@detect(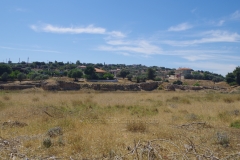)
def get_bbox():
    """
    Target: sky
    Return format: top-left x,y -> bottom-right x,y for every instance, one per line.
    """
1,1 -> 240,76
